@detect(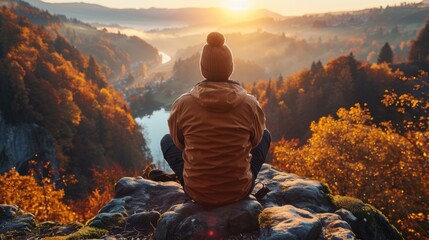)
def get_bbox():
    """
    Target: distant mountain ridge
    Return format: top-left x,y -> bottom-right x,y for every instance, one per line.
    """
24,0 -> 285,28
24,0 -> 429,31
